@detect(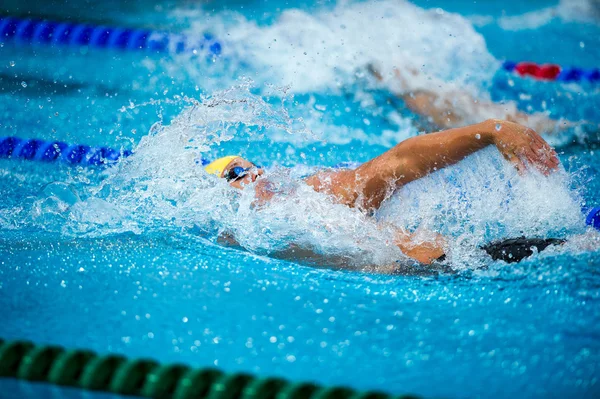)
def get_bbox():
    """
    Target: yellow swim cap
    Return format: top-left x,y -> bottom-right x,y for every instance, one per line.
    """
204,156 -> 240,177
